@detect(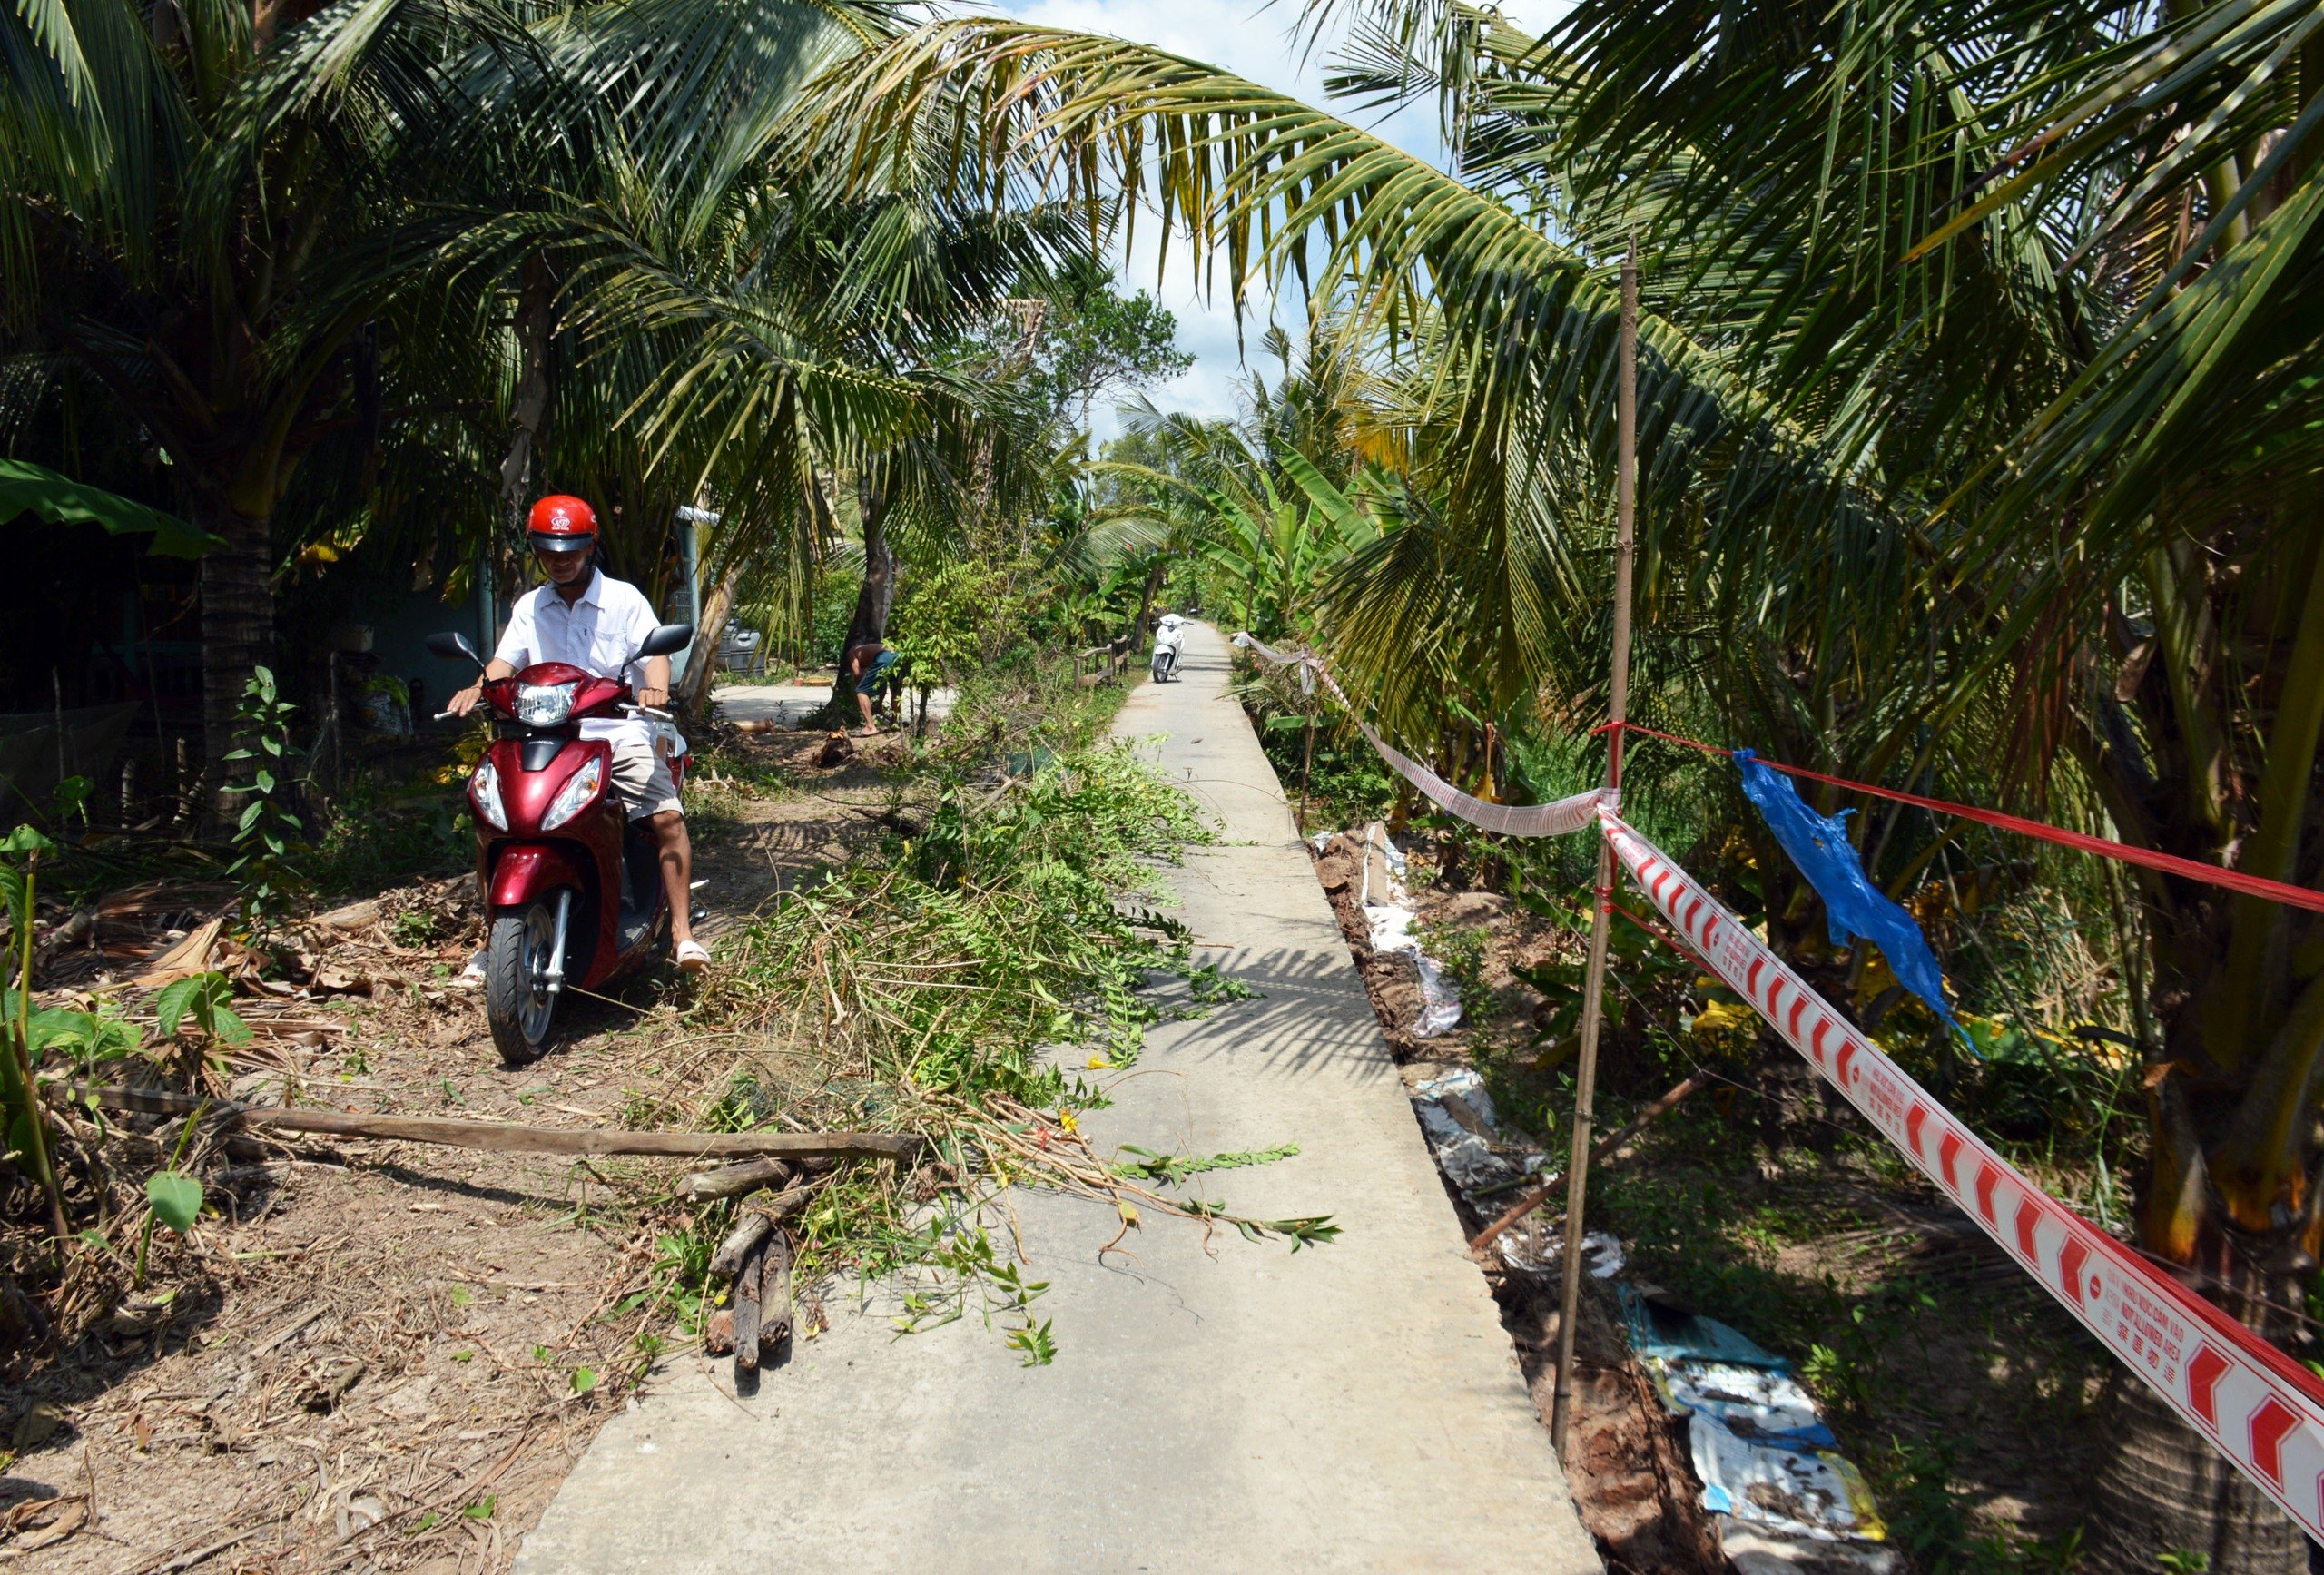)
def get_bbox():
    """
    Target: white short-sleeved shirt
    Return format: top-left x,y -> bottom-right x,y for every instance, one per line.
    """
494,570 -> 661,746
